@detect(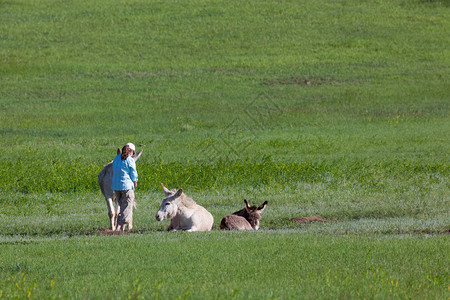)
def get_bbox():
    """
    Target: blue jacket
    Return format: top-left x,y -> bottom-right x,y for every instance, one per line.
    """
111,154 -> 138,191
